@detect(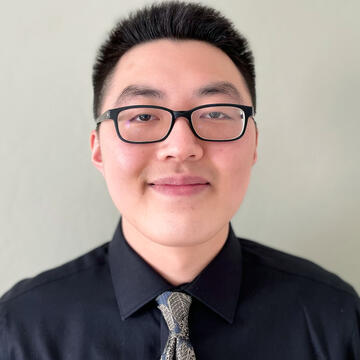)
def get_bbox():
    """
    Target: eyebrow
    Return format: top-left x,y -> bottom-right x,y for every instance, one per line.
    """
195,81 -> 243,102
115,85 -> 165,106
114,81 -> 243,106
